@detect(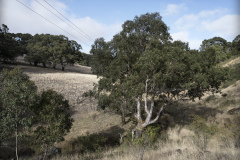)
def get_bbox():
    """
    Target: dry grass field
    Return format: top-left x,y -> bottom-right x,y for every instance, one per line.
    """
5,57 -> 240,160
